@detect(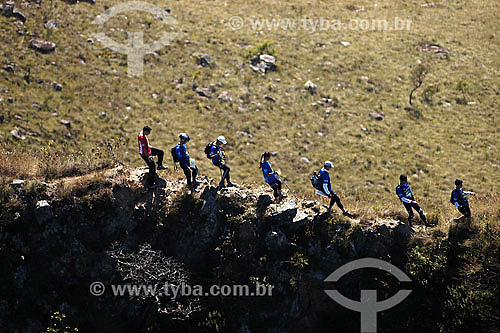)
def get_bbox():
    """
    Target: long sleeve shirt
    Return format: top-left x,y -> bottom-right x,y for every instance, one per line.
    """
319,168 -> 334,195
261,161 -> 277,183
451,188 -> 472,207
175,143 -> 190,168
396,182 -> 415,204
